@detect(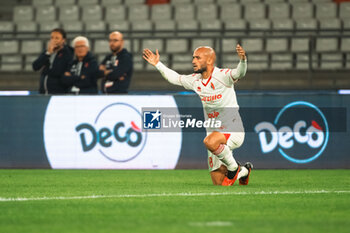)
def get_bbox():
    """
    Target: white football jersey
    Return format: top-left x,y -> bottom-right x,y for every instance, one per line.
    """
155,61 -> 247,133
179,67 -> 242,132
